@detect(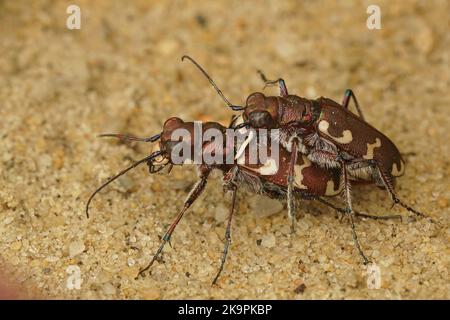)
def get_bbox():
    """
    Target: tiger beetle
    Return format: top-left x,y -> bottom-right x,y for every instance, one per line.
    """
181,55 -> 431,238
86,115 -> 400,284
